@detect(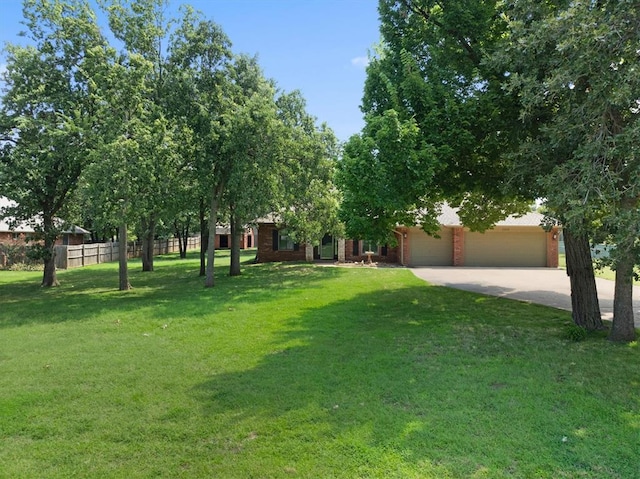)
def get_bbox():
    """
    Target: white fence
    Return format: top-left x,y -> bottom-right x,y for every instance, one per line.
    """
54,237 -> 201,269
